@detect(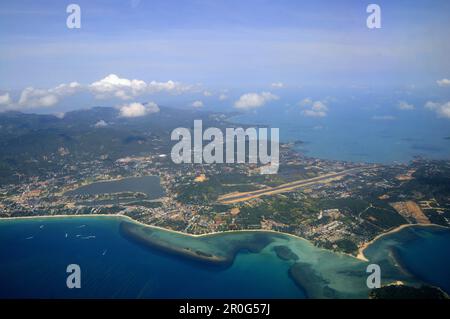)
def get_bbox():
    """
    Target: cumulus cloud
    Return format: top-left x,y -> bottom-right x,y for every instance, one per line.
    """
372,115 -> 396,121
271,82 -> 284,88
203,90 -> 213,97
299,98 -> 313,107
437,78 -> 450,87
16,82 -> 81,108
1,75 -> 197,110
0,82 -> 82,110
145,101 -> 160,113
234,92 -> 278,110
219,93 -> 228,101
0,93 -> 12,105
90,74 -> 147,100
398,101 -> 415,110
89,74 -> 192,100
94,120 -> 108,128
425,101 -> 450,119
52,82 -> 82,95
119,102 -> 146,118
119,102 -> 160,118
191,100 -> 204,108
300,99 -> 329,117
18,88 -> 58,108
